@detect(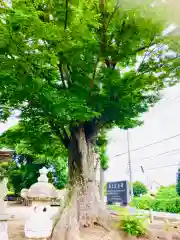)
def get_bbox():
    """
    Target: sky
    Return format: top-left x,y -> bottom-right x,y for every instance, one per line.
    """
106,83 -> 180,186
0,114 -> 19,134
1,84 -> 180,186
